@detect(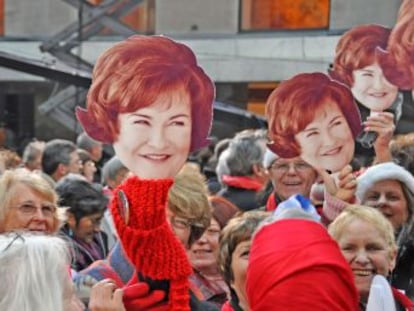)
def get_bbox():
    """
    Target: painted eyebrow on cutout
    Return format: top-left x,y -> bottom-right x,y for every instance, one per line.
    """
170,113 -> 190,119
128,113 -> 152,120
359,68 -> 374,73
301,125 -> 319,133
328,115 -> 344,125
